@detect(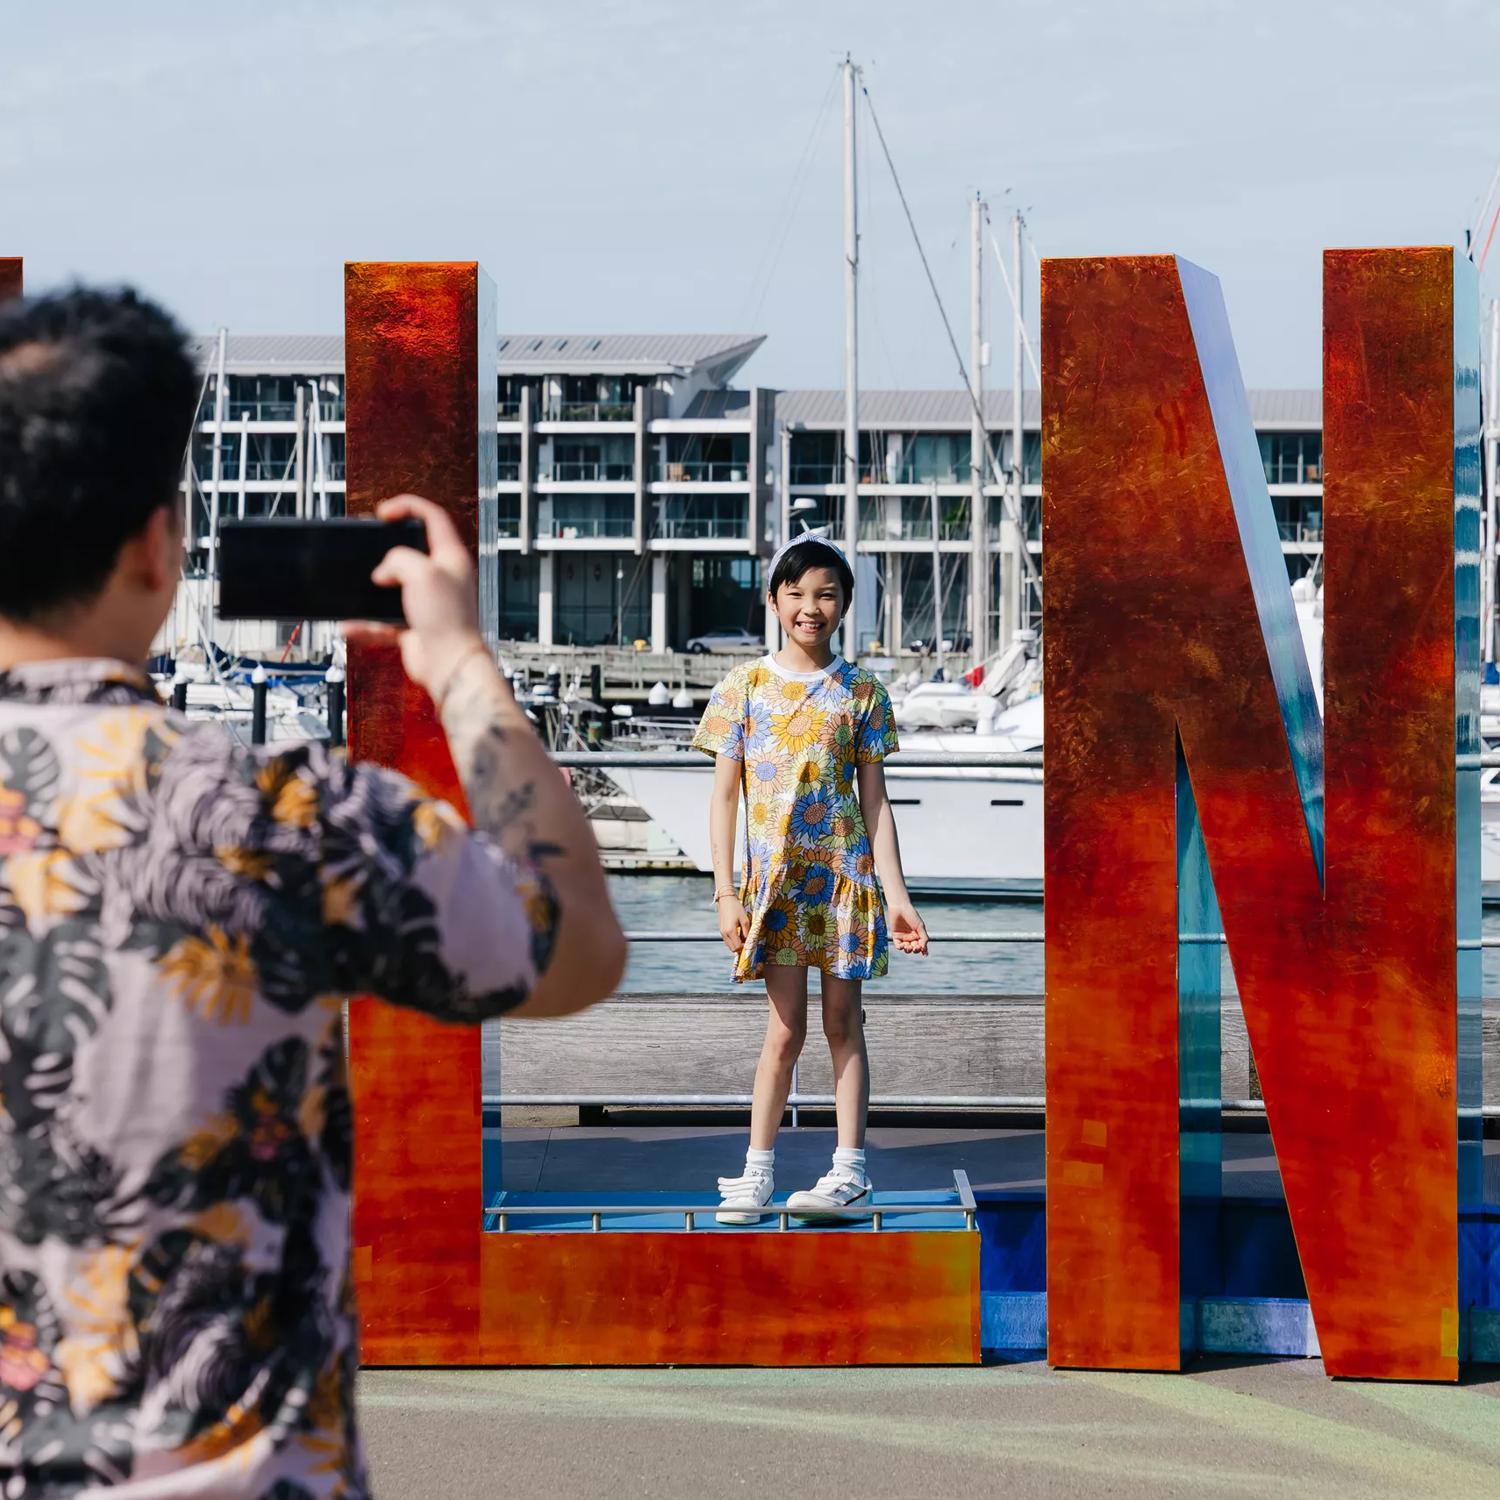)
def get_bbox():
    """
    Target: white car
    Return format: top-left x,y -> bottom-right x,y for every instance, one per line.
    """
685,626 -> 761,654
